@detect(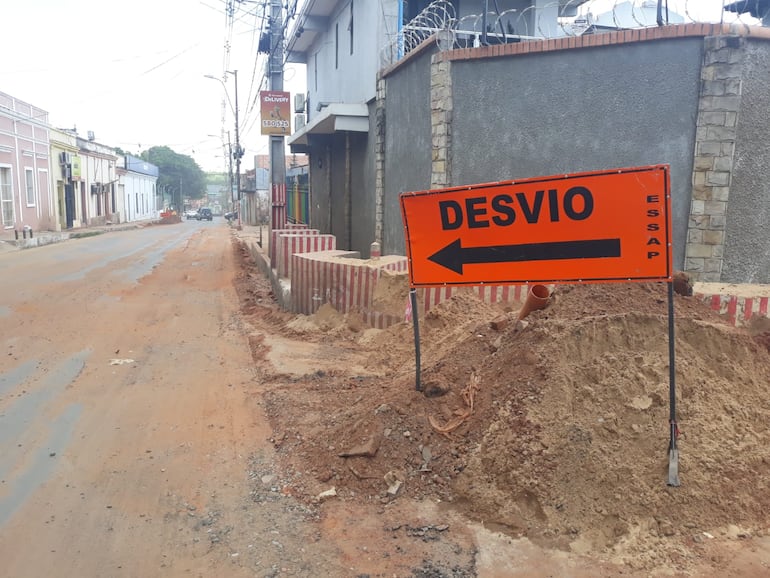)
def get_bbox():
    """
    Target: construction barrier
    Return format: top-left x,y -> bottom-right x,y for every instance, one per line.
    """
694,292 -> 770,327
291,251 -> 407,327
276,233 -> 336,279
269,228 -> 319,266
